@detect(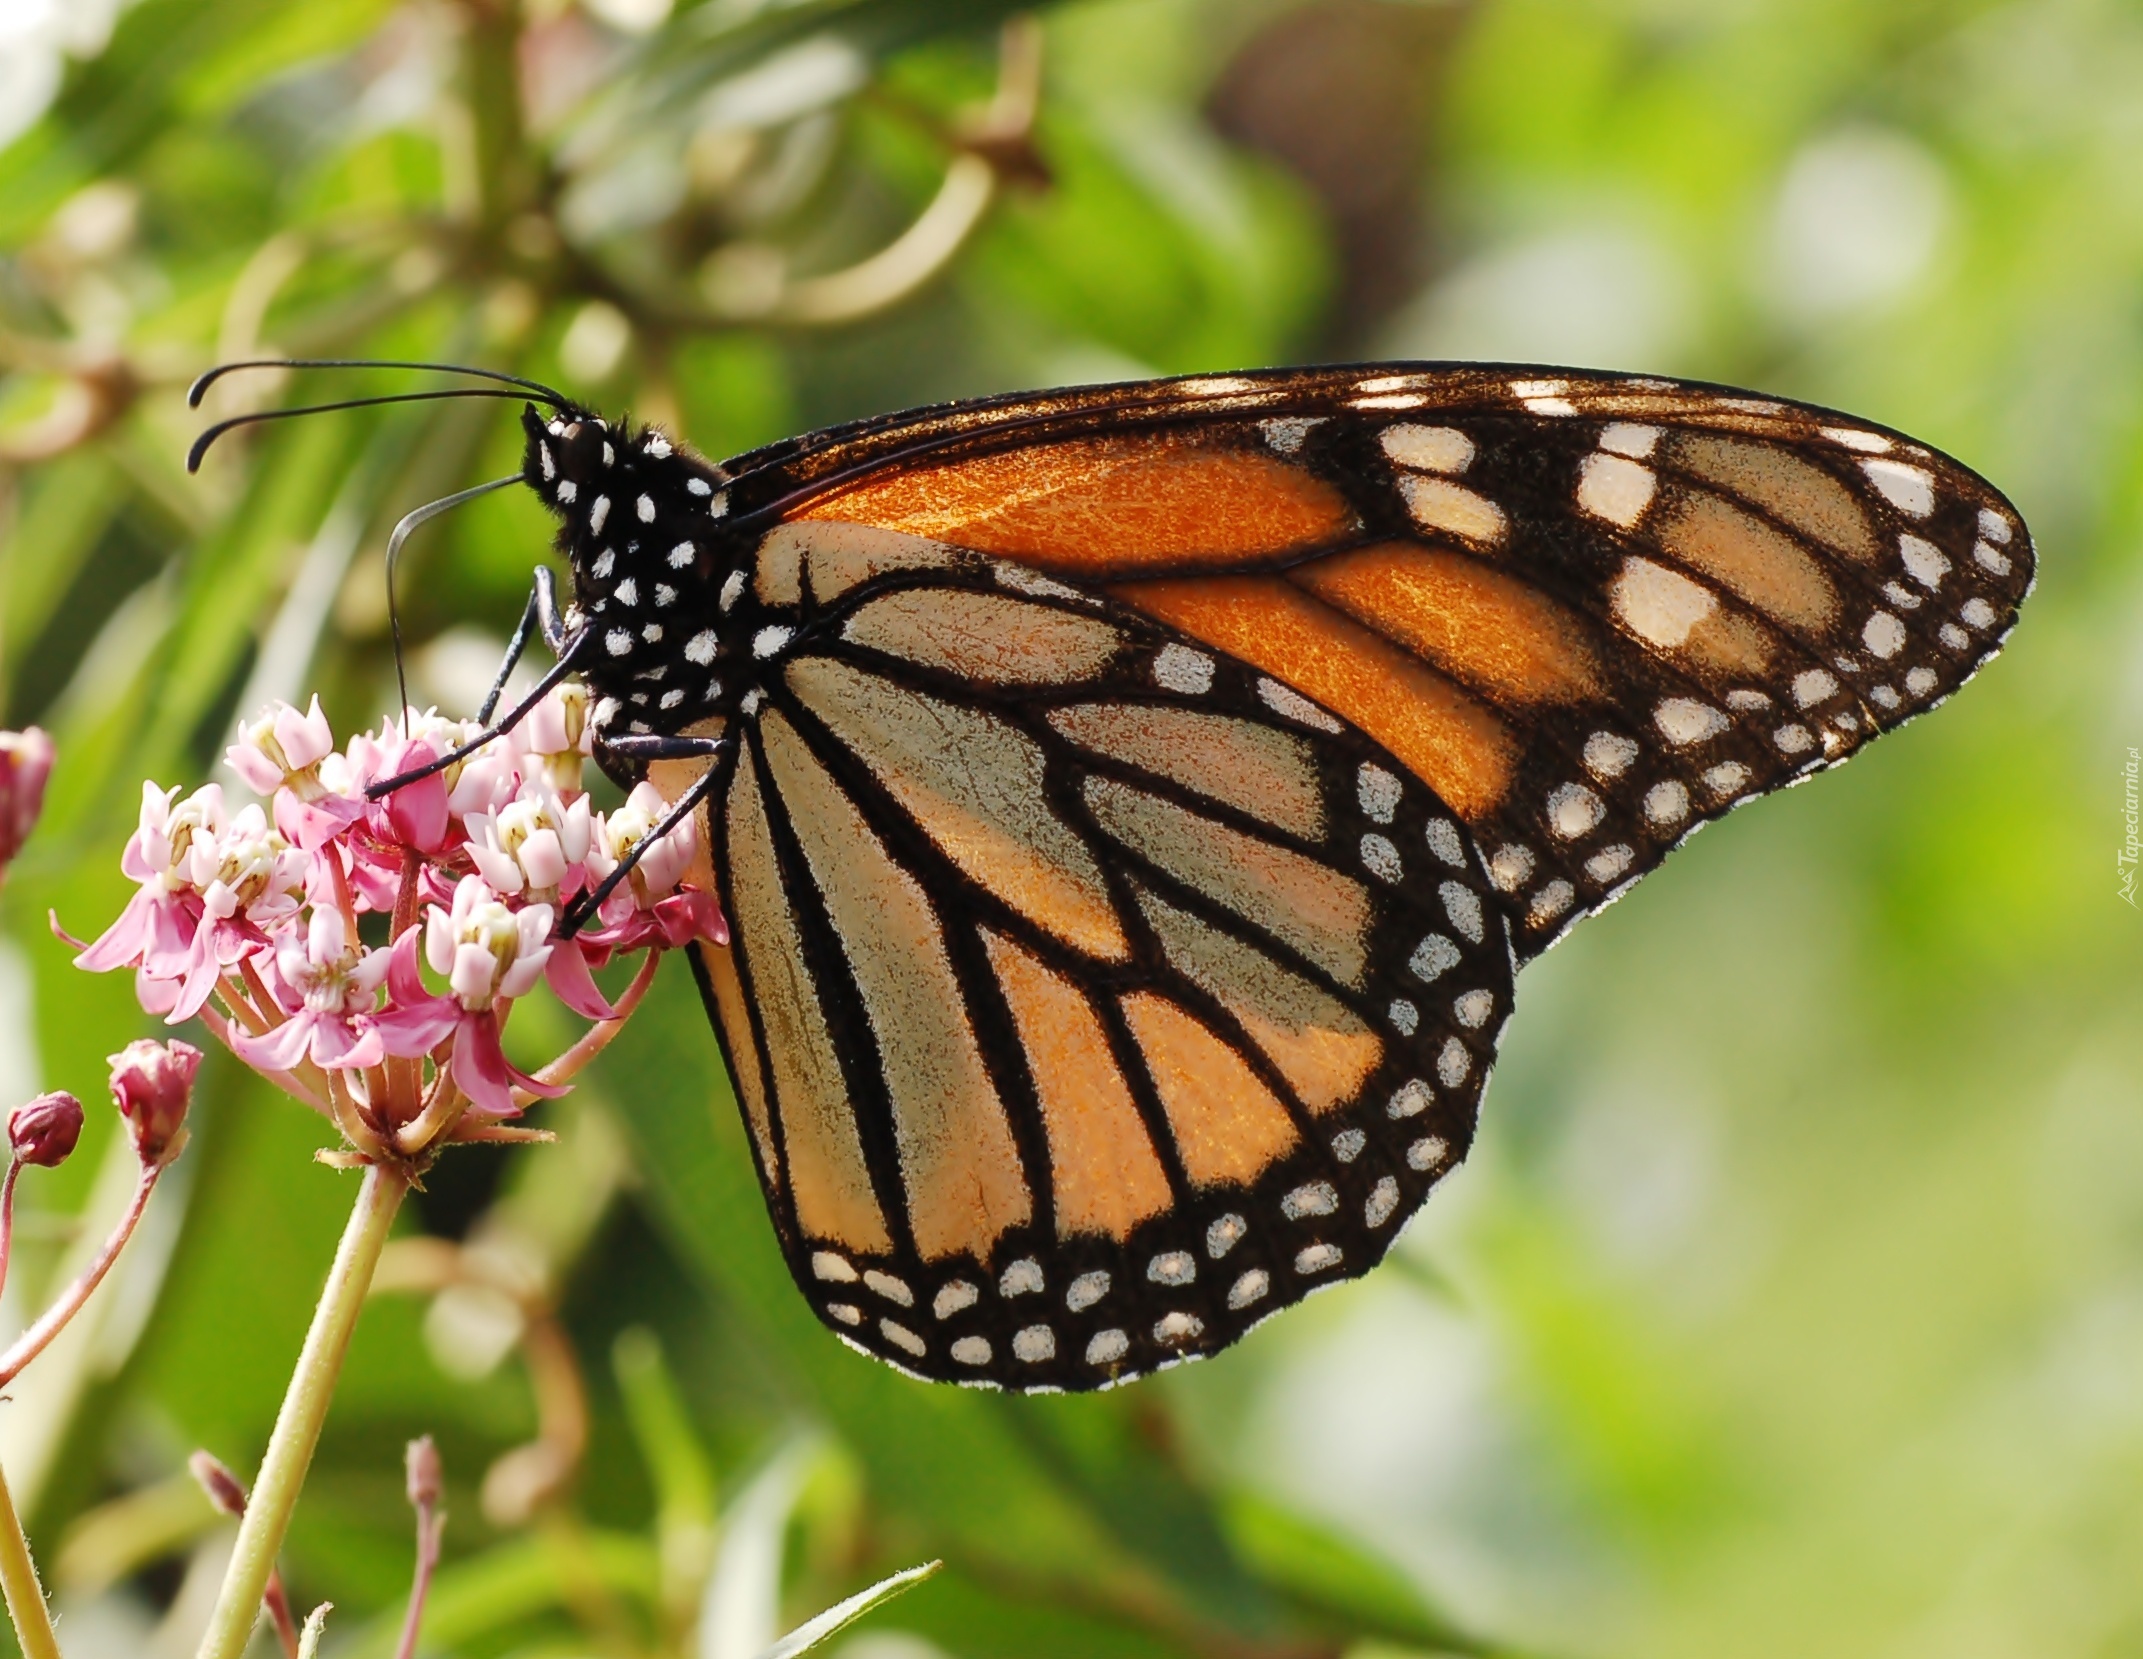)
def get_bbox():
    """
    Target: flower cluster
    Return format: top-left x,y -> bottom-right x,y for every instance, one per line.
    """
76,689 -> 723,1158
